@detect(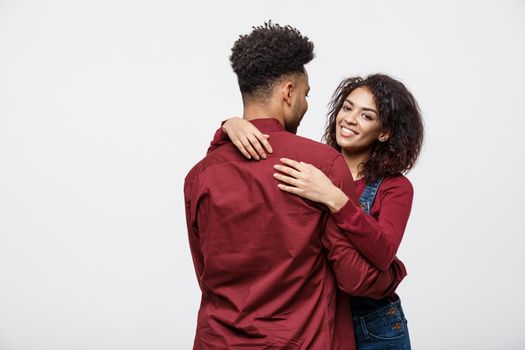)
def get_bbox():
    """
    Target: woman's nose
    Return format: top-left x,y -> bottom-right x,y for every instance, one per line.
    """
343,112 -> 357,125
